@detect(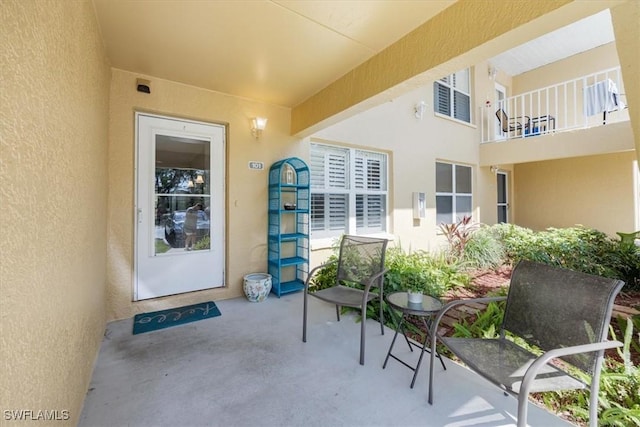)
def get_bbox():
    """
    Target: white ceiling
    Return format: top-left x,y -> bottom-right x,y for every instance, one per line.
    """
92,0 -> 454,107
490,9 -> 615,76
92,1 -> 615,108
